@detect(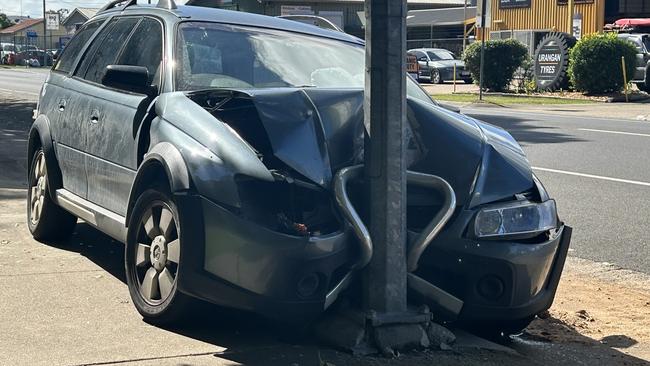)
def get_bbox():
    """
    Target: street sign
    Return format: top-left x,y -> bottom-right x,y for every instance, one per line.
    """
572,13 -> 582,39
406,53 -> 418,79
26,30 -> 38,38
46,13 -> 60,31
